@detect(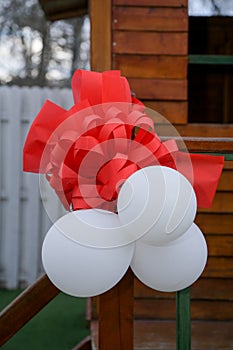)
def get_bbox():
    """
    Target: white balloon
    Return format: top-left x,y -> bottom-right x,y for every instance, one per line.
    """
42,221 -> 135,297
118,166 -> 197,245
51,208 -> 144,248
130,223 -> 207,292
